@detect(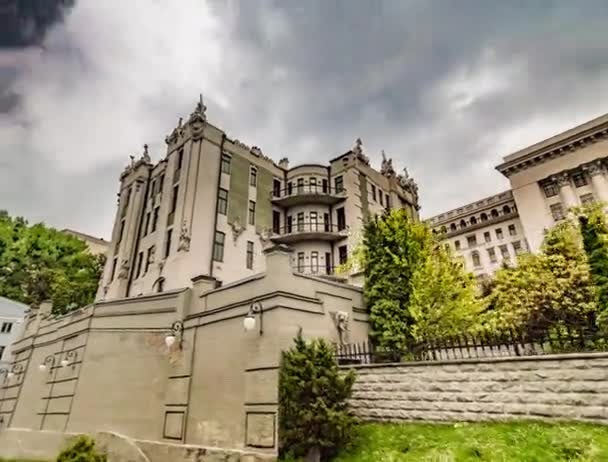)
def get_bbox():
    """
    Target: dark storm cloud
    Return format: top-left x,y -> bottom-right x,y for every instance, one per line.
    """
1,0 -> 608,237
